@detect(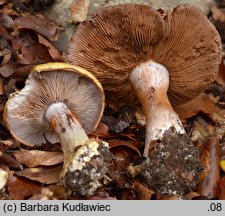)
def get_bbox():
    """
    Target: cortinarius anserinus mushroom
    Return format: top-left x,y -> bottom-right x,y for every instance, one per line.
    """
68,4 -> 222,195
4,62 -> 112,196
